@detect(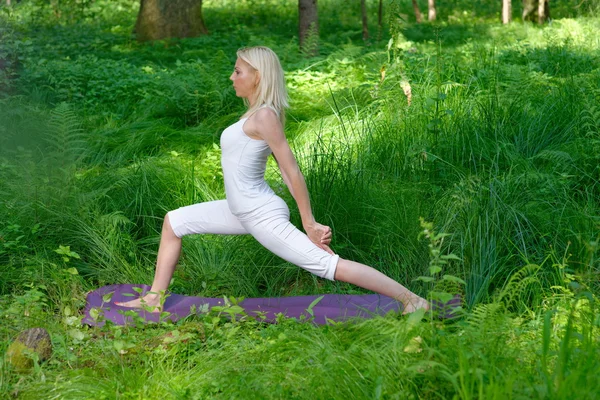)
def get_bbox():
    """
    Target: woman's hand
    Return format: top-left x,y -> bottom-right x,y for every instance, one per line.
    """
305,221 -> 334,255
